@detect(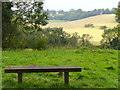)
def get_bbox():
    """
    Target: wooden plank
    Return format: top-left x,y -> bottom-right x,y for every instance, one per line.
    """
5,66 -> 81,69
5,66 -> 82,73
18,73 -> 22,83
64,72 -> 69,84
